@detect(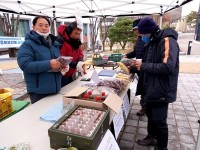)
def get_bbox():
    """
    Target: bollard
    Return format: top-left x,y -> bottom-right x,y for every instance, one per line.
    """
196,120 -> 200,150
187,41 -> 192,55
98,45 -> 102,50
